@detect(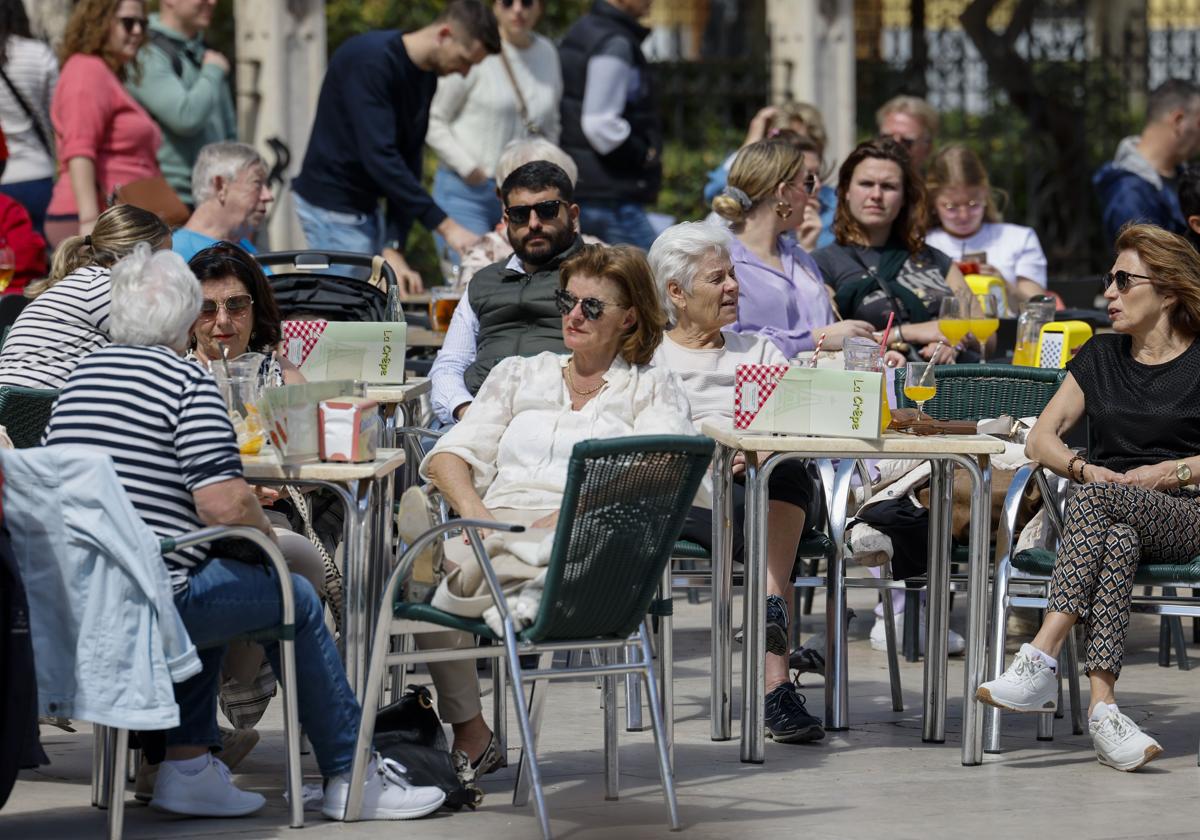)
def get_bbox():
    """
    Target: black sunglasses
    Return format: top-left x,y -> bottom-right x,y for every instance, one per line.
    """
118,16 -> 149,34
500,0 -> 536,7
505,199 -> 565,225
1101,270 -> 1153,293
554,288 -> 624,321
